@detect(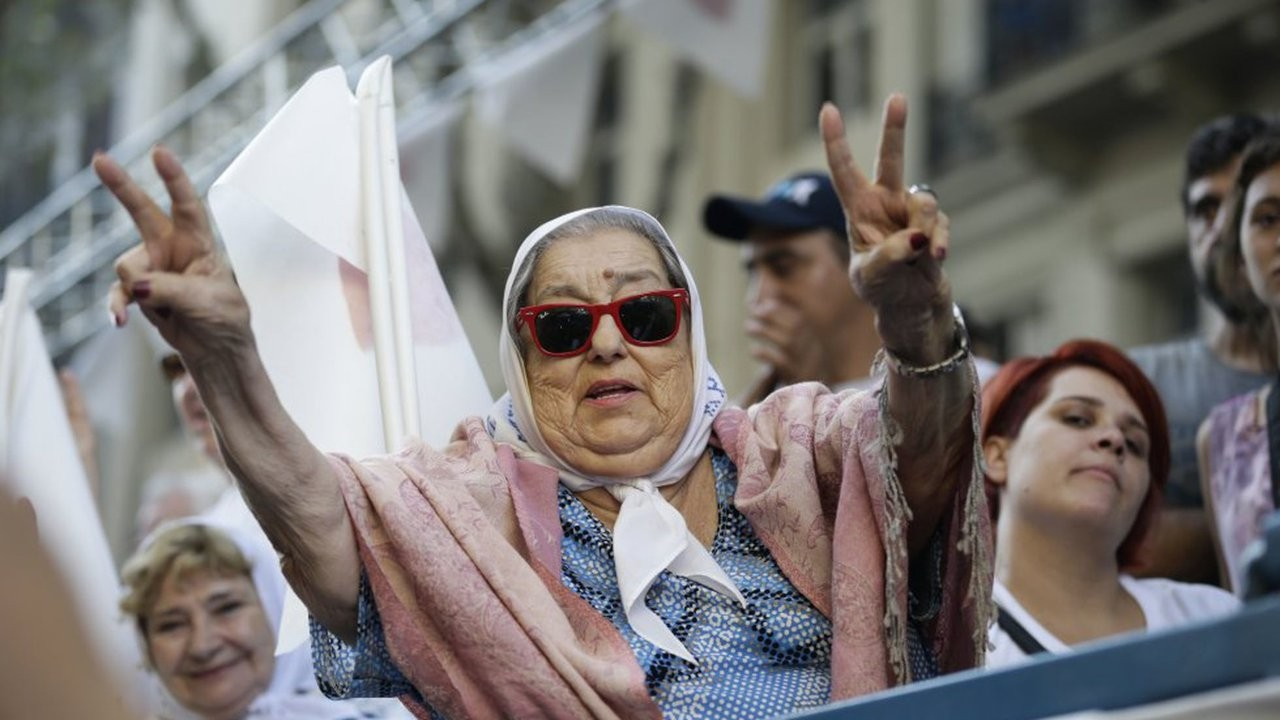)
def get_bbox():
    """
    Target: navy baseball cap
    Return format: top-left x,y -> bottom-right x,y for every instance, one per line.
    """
703,171 -> 846,241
